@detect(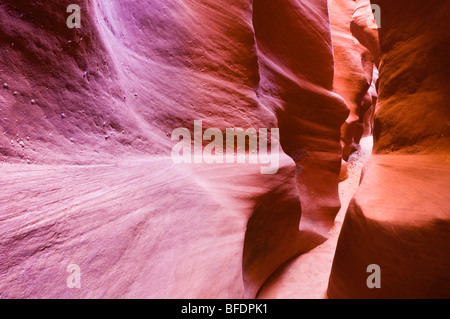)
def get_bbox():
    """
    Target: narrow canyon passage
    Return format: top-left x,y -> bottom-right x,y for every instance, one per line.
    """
0,0 -> 448,299
257,136 -> 374,299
